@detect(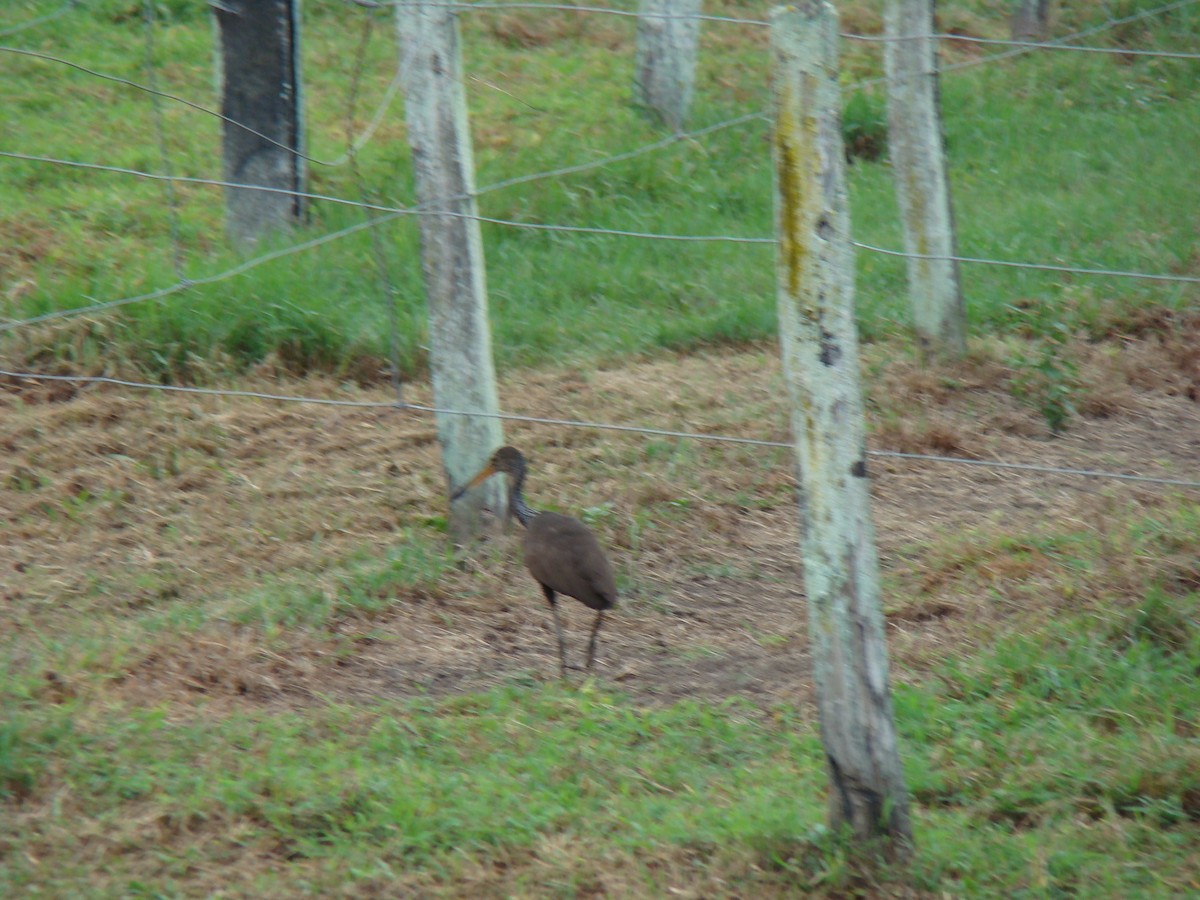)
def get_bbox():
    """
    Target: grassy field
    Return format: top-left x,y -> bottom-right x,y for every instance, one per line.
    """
3,0 -> 1200,896
2,0 -> 1197,379
3,341 -> 1199,897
